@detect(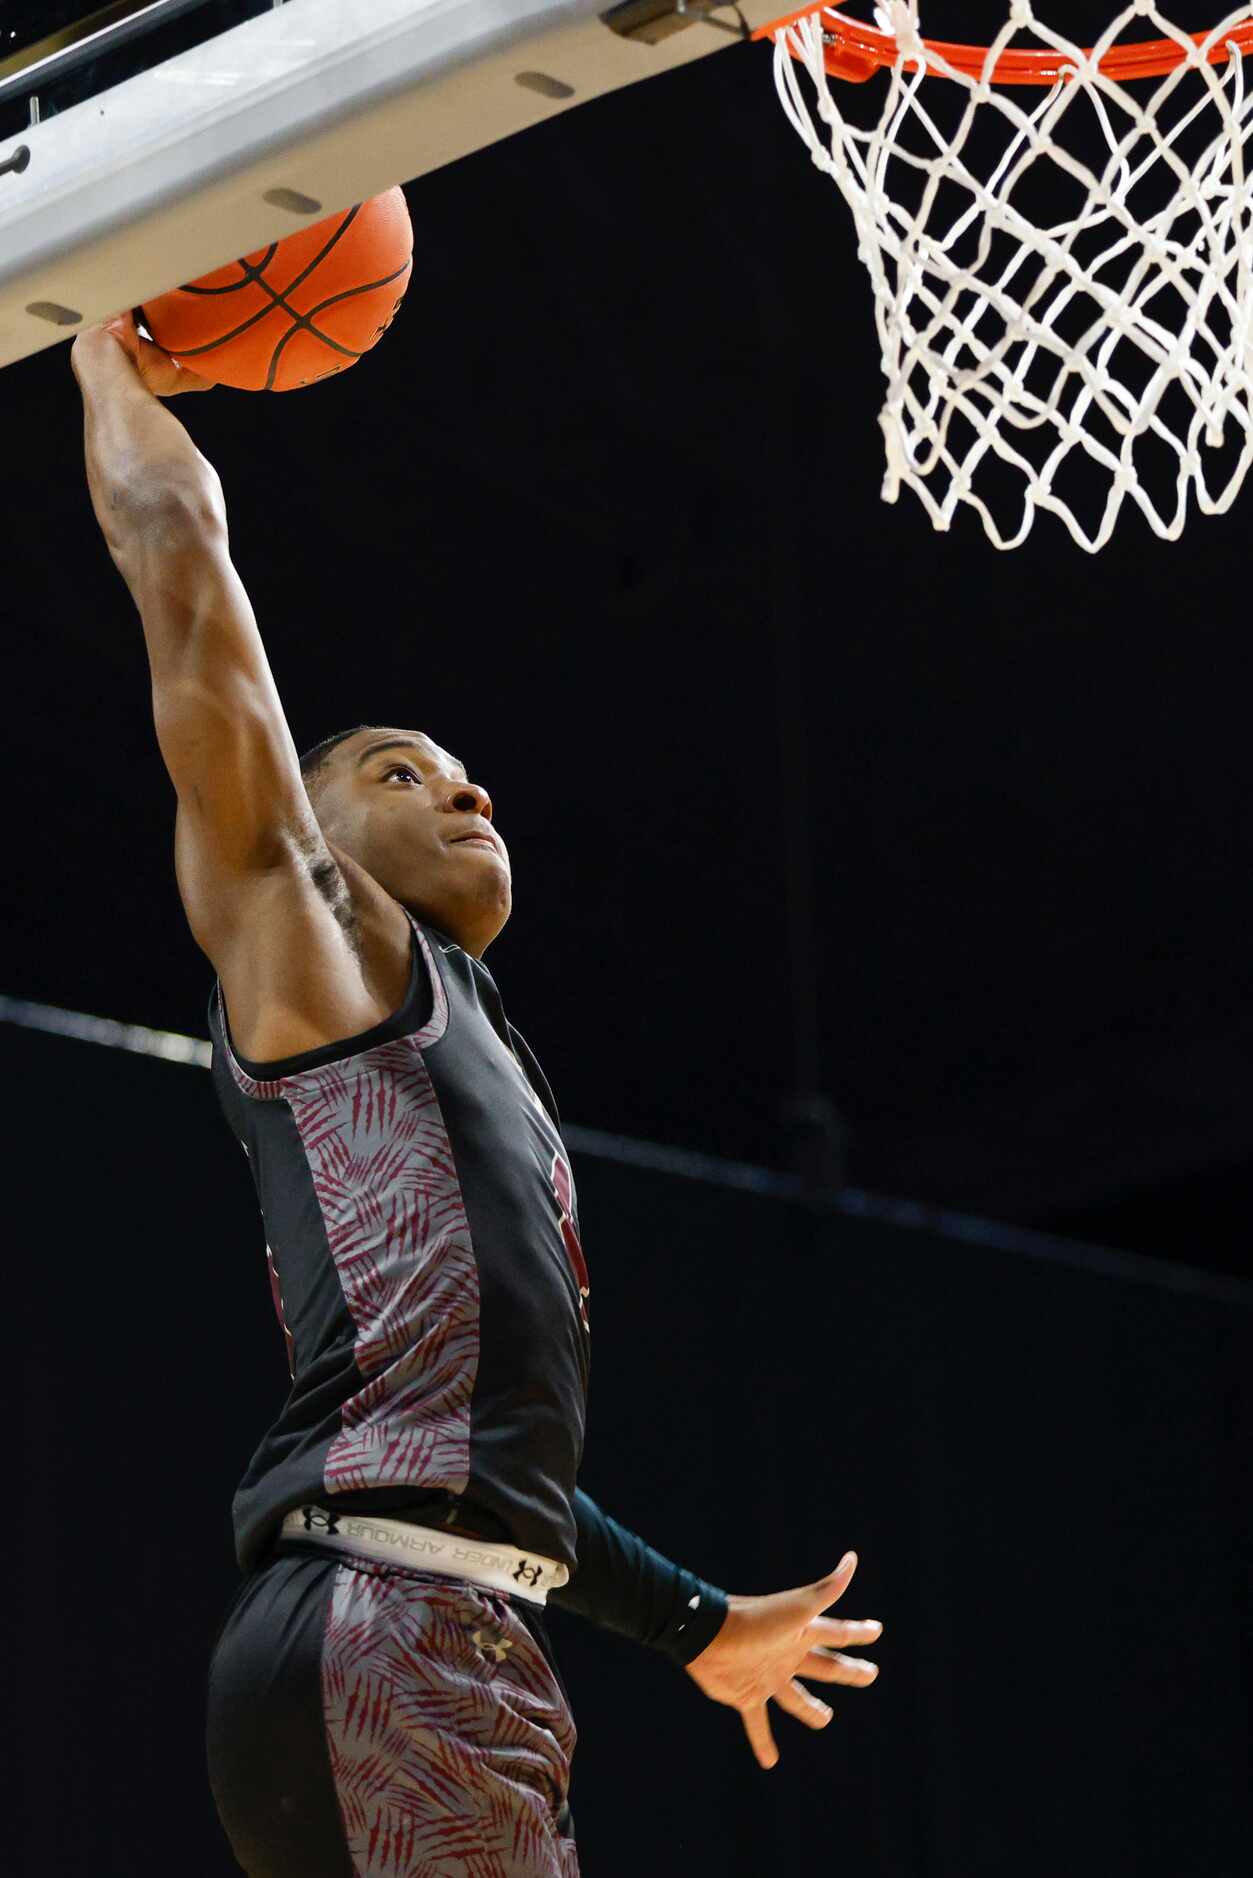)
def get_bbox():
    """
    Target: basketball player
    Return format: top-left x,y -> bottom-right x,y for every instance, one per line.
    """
71,310 -> 883,1878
